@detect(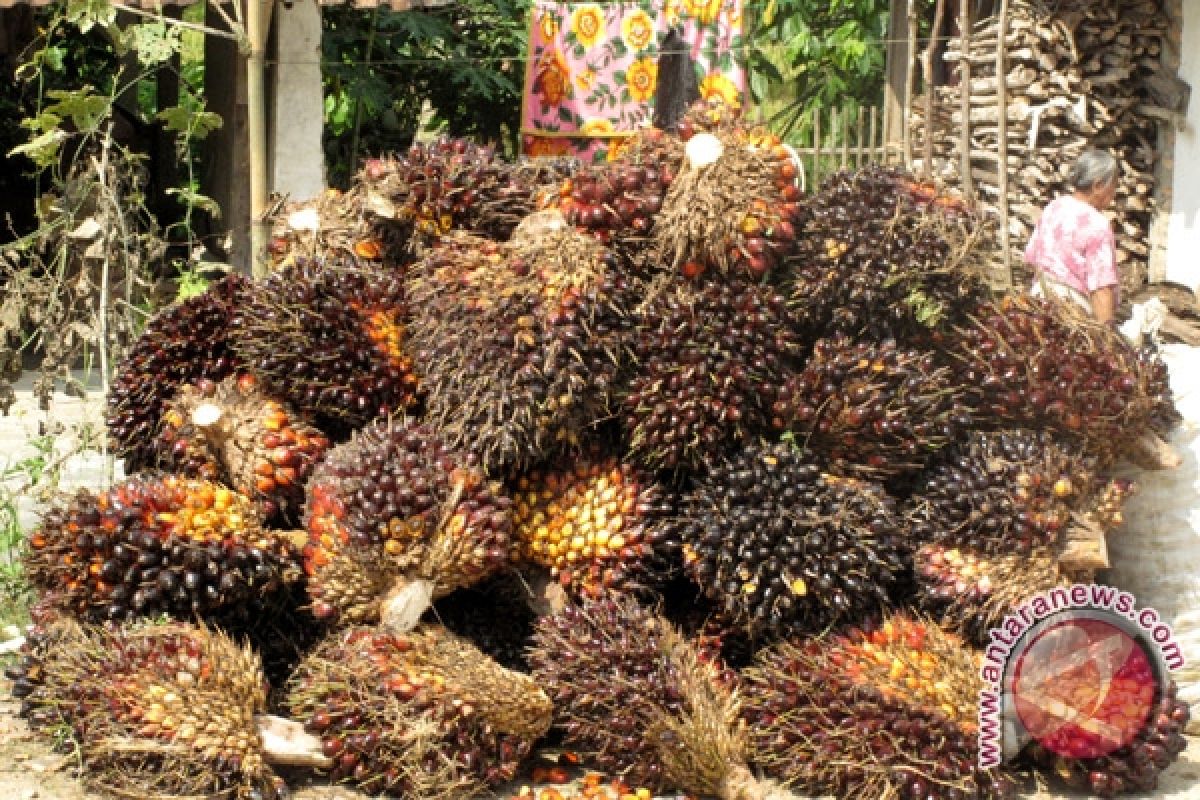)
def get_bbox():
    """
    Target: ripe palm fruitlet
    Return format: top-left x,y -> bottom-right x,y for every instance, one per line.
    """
529,594 -> 781,799
772,335 -> 971,479
361,137 -> 577,254
557,127 -> 683,267
107,274 -> 248,471
913,544 -> 1067,644
406,228 -> 632,470
741,613 -> 1017,799
25,475 -> 300,622
286,624 -> 552,798
302,417 -> 512,628
944,294 -> 1171,466
907,429 -> 1133,556
673,441 -> 905,635
788,165 -> 988,340
510,455 -> 674,596
623,280 -> 801,472
1022,678 -> 1189,796
8,619 -> 287,800
655,103 -> 802,280
232,256 -> 420,431
154,373 -> 331,523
